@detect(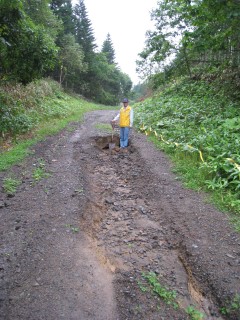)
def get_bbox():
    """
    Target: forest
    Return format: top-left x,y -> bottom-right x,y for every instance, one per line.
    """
0,0 -> 132,105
